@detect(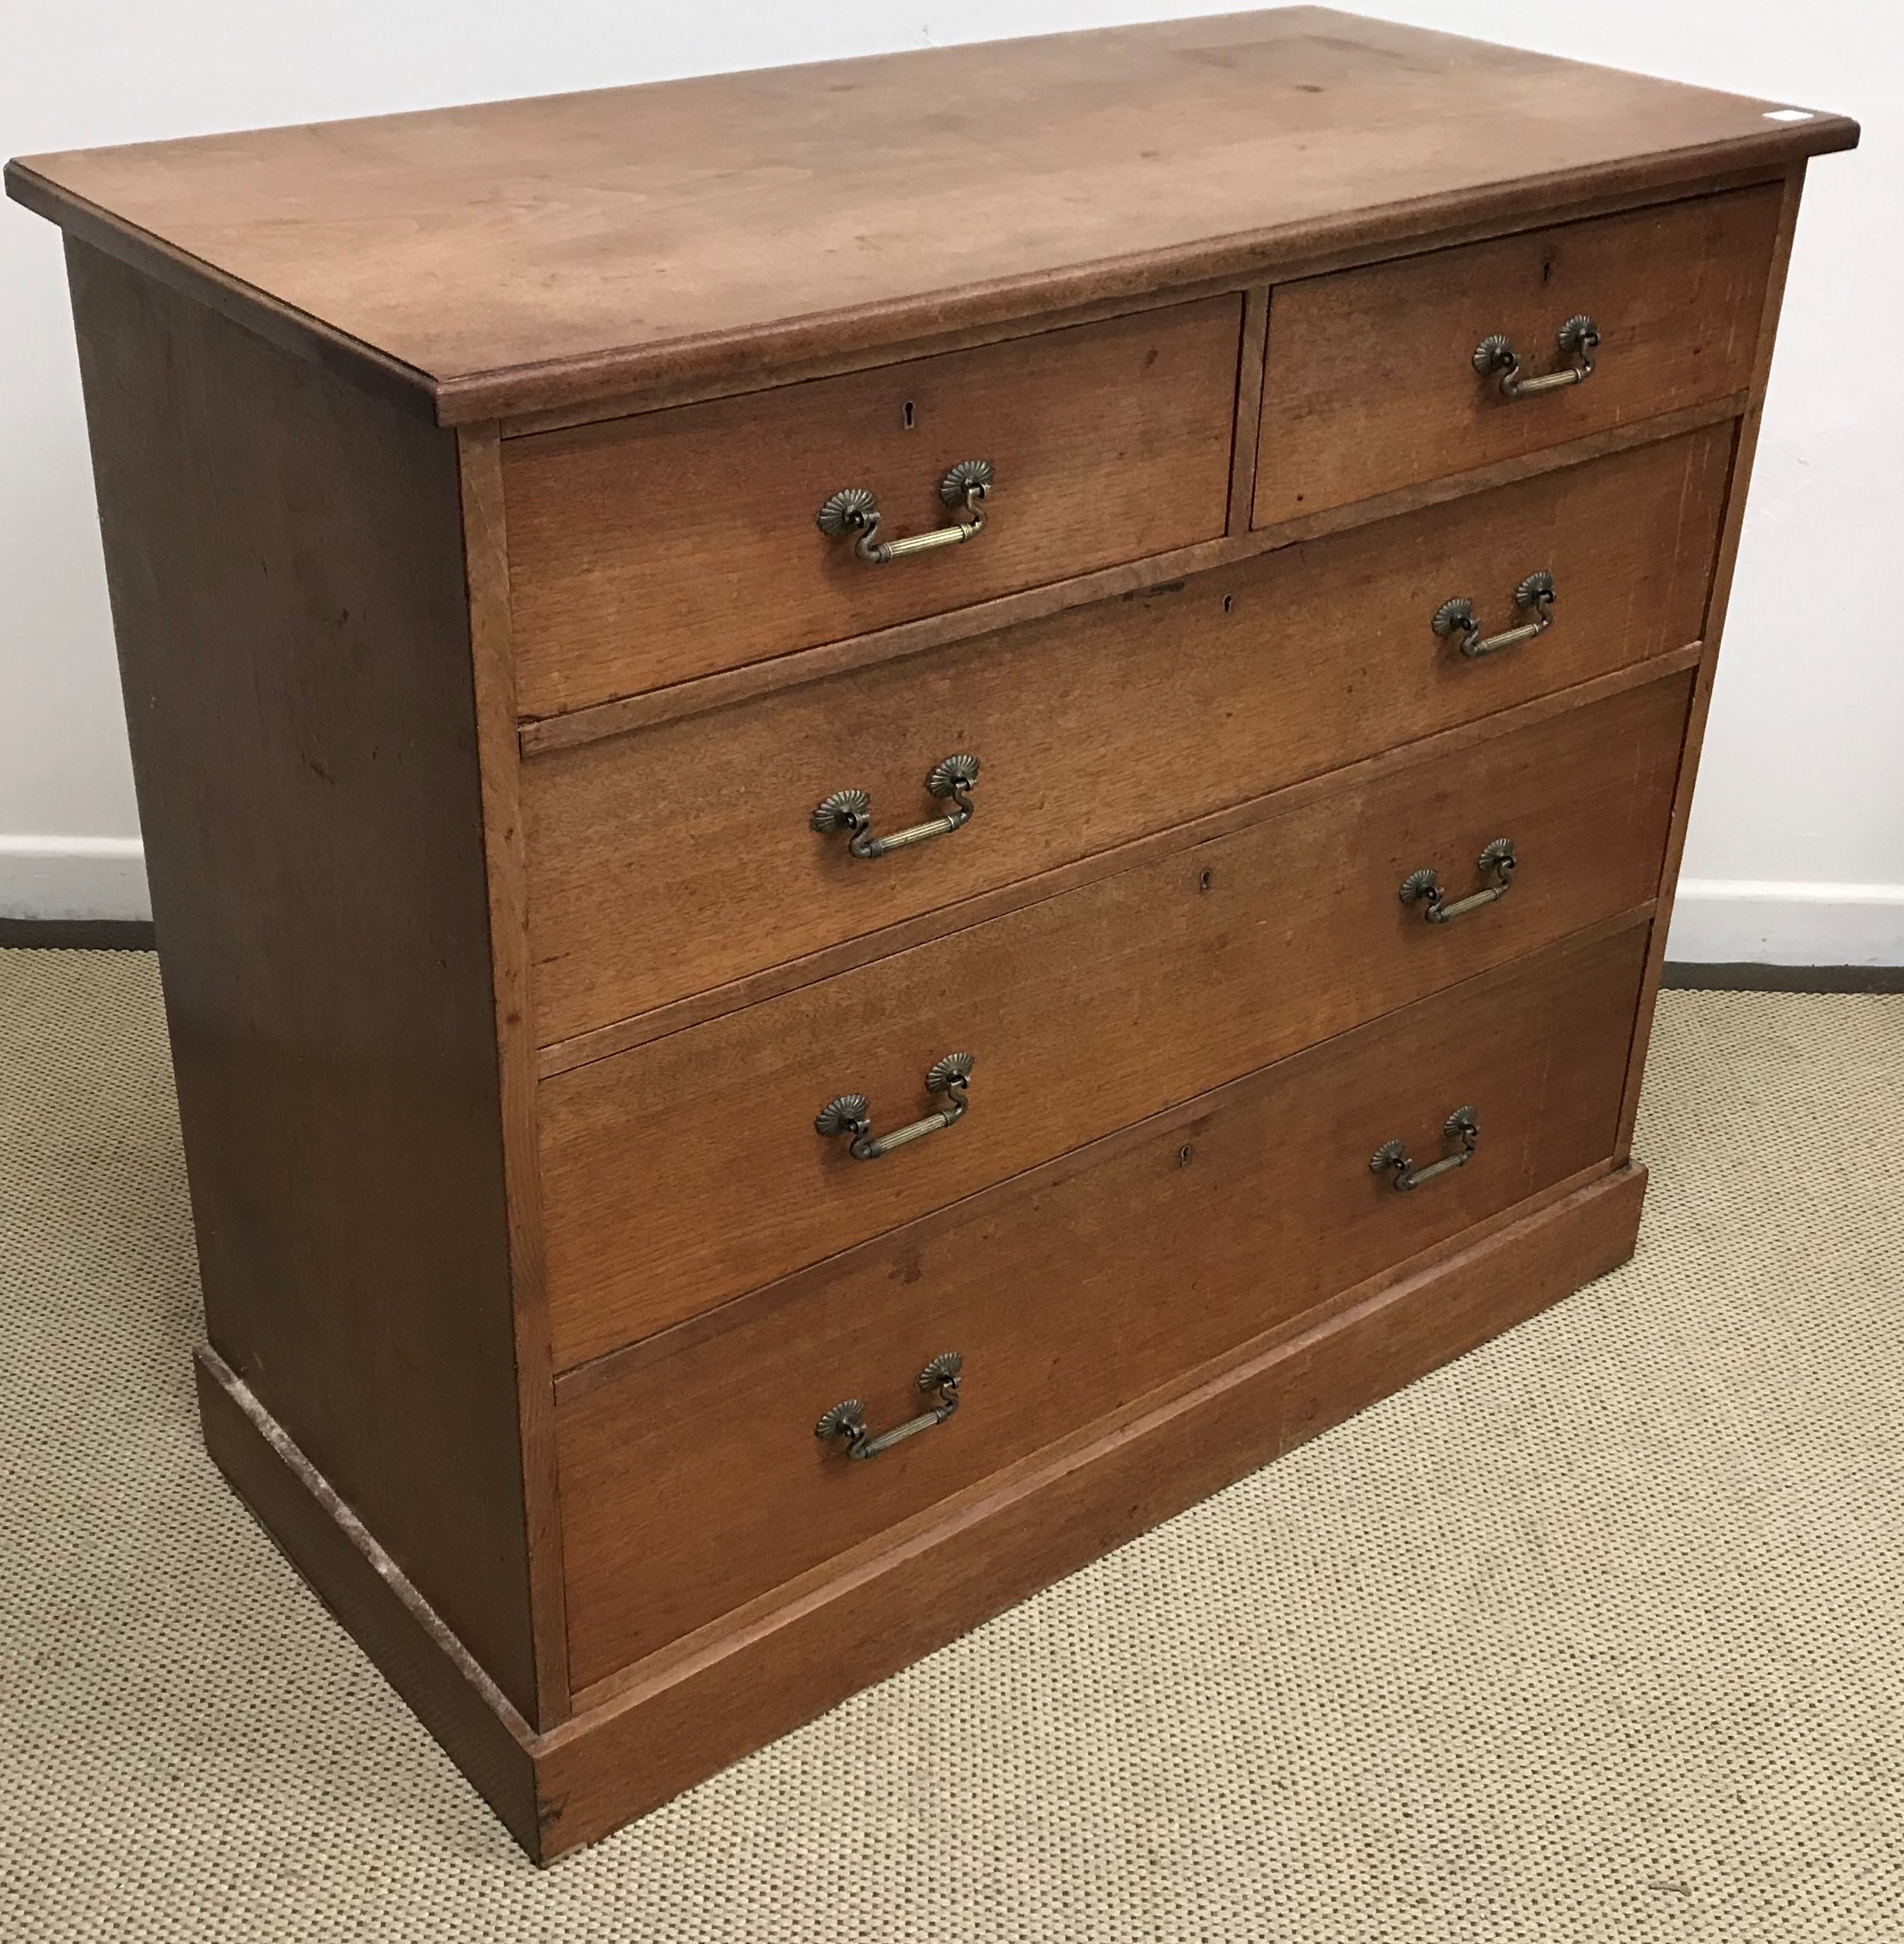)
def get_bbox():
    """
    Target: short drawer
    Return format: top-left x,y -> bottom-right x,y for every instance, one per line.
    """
1252,184 -> 1780,527
556,920 -> 1650,1687
526,424 -> 1727,1045
538,672 -> 1688,1370
504,298 -> 1242,717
